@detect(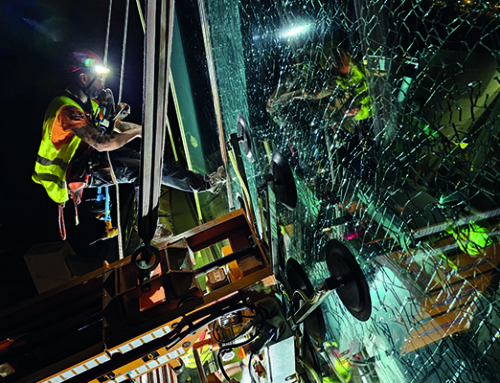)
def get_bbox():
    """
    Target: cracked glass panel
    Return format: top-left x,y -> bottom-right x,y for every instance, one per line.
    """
201,0 -> 500,382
